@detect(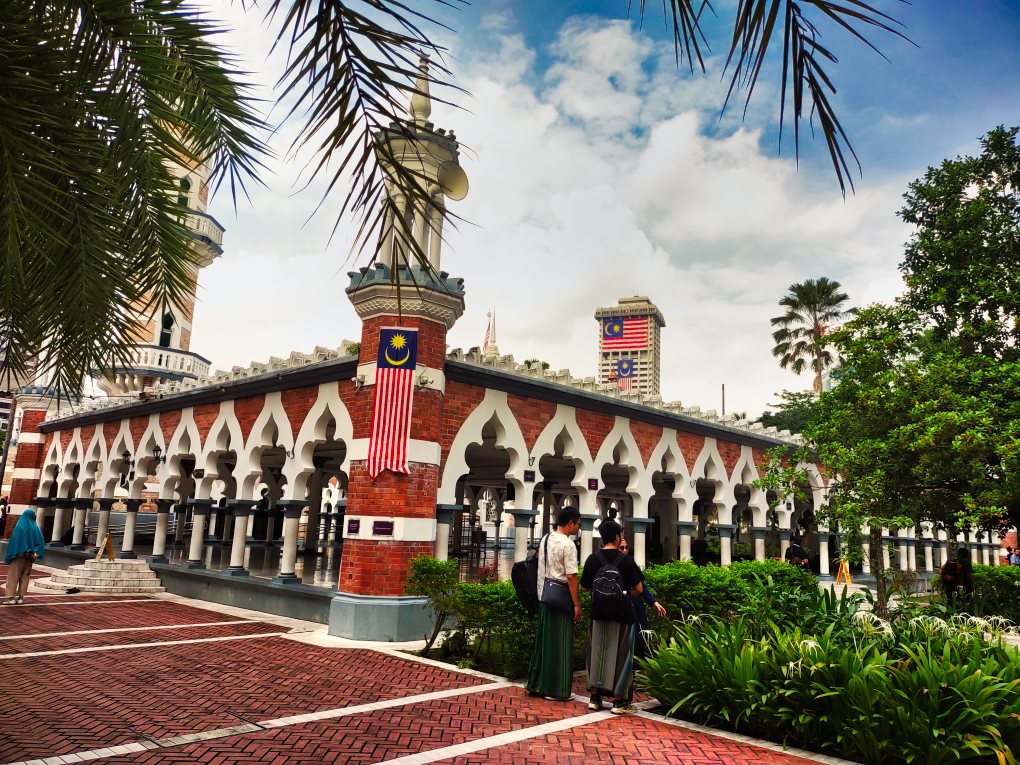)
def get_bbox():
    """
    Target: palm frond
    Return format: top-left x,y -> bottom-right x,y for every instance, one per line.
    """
723,0 -> 910,195
0,0 -> 267,397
